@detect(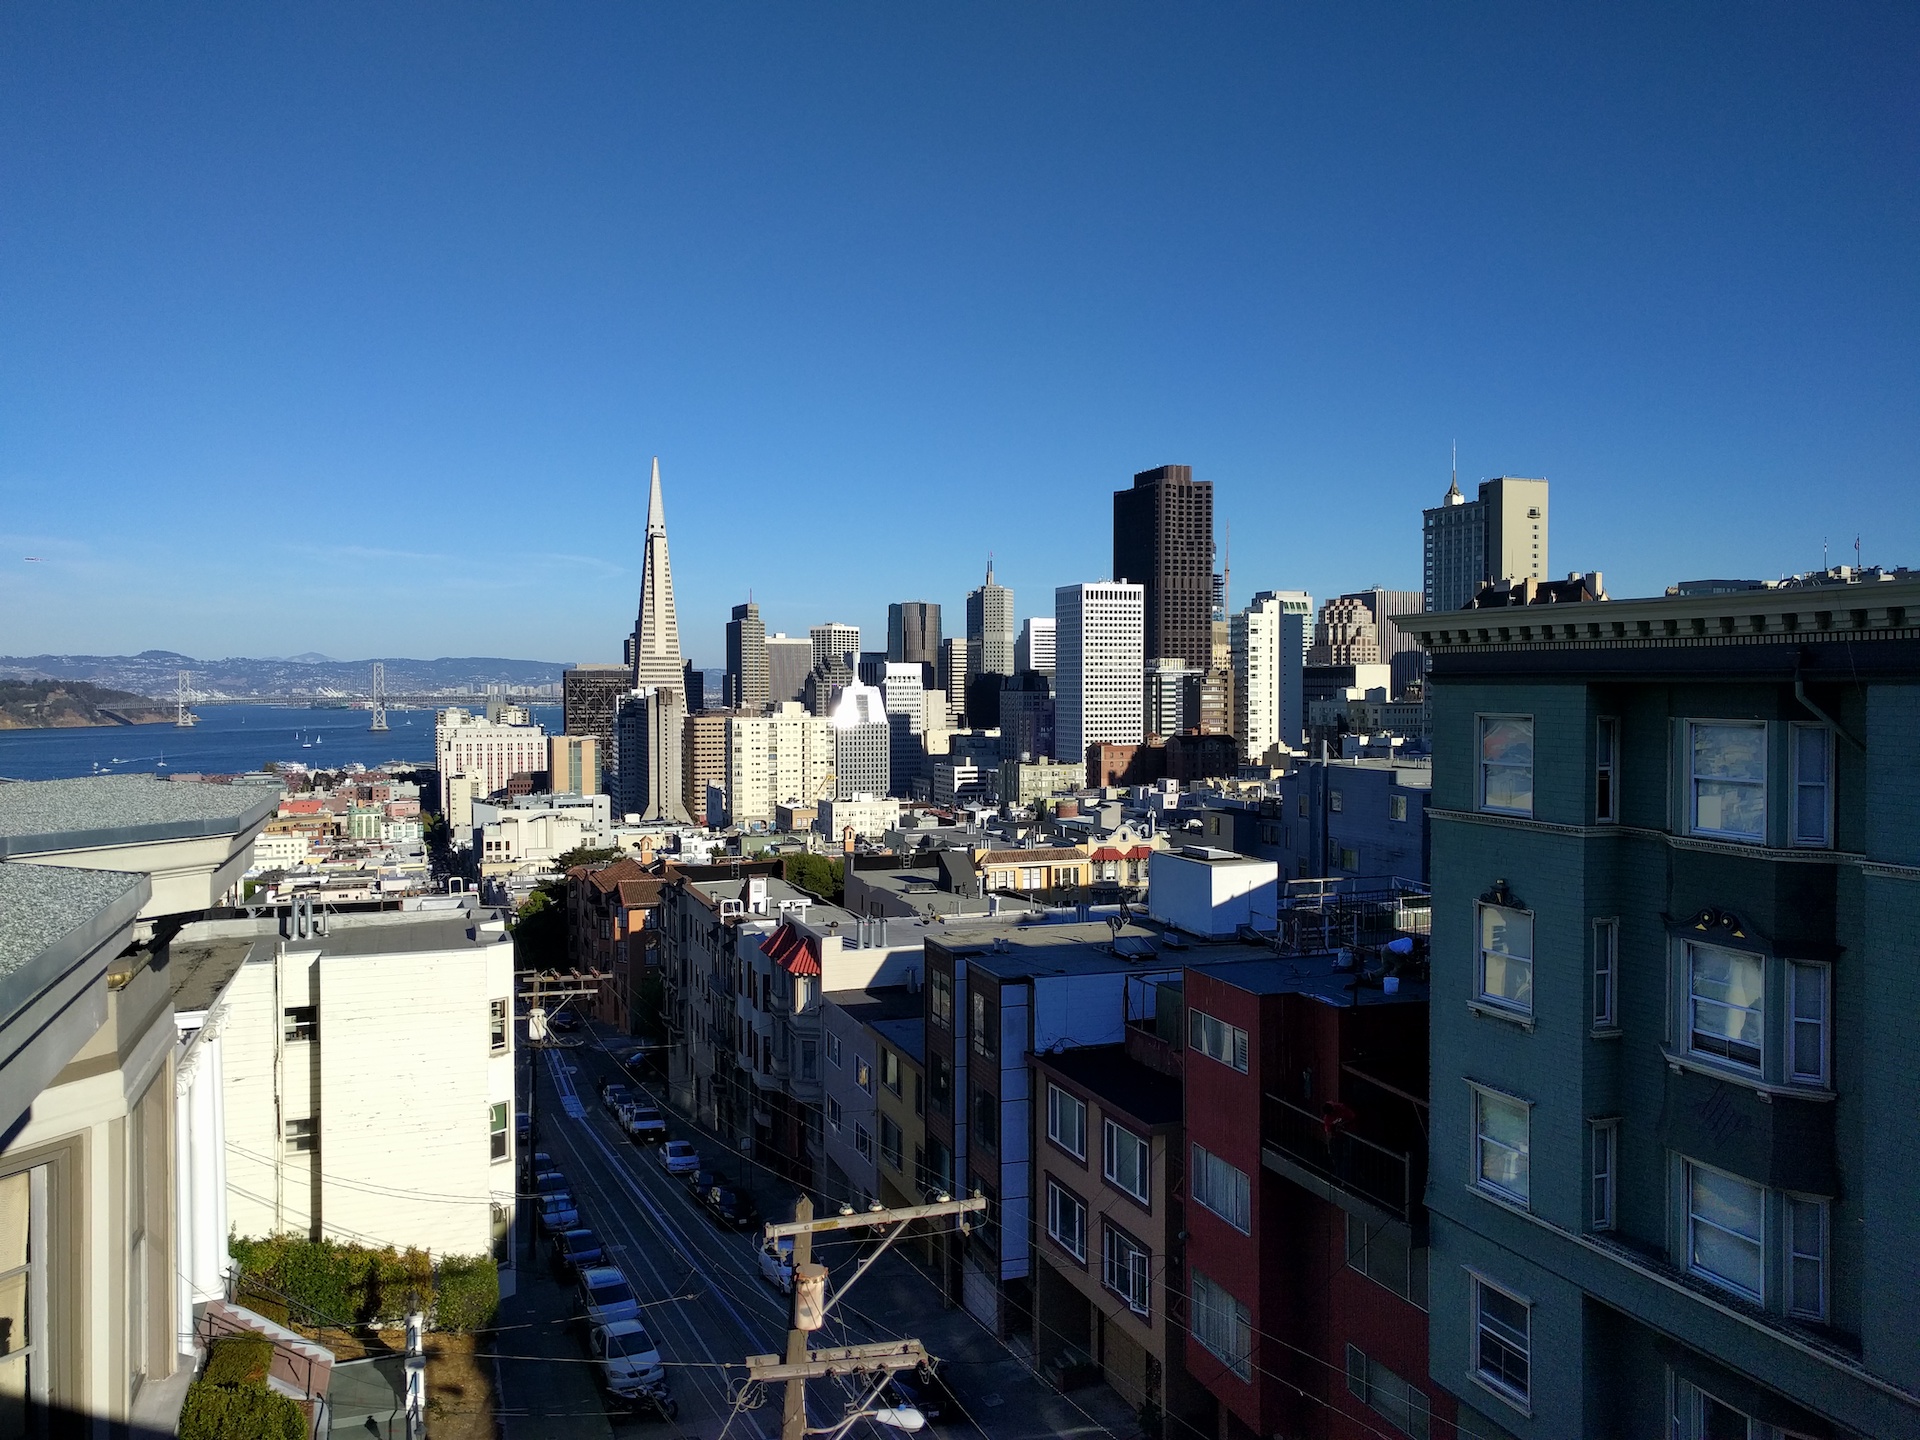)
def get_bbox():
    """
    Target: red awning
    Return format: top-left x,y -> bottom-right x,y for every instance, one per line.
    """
760,922 -> 821,977
1089,847 -> 1124,862
1125,846 -> 1156,861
